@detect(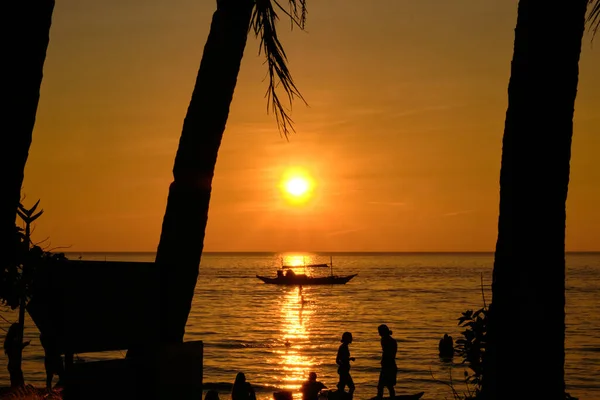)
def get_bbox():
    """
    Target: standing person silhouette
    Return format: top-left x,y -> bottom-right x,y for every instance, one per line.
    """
336,332 -> 355,398
376,324 -> 397,399
40,333 -> 64,389
231,372 -> 256,400
3,323 -> 30,387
